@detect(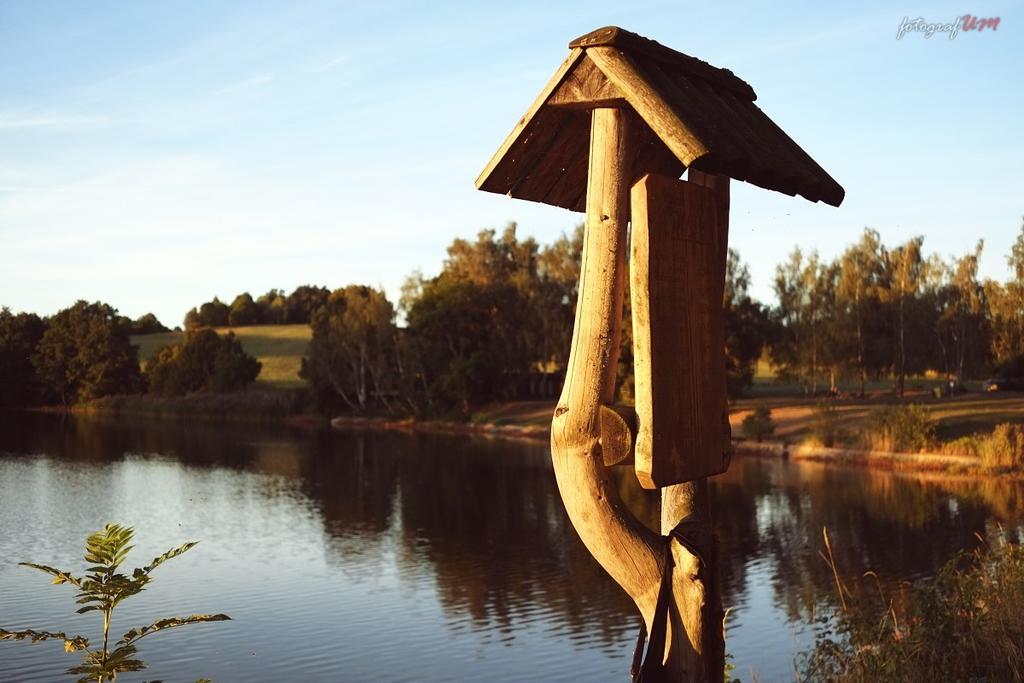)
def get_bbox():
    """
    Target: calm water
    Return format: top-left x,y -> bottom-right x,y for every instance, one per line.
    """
2,413 -> 1023,682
